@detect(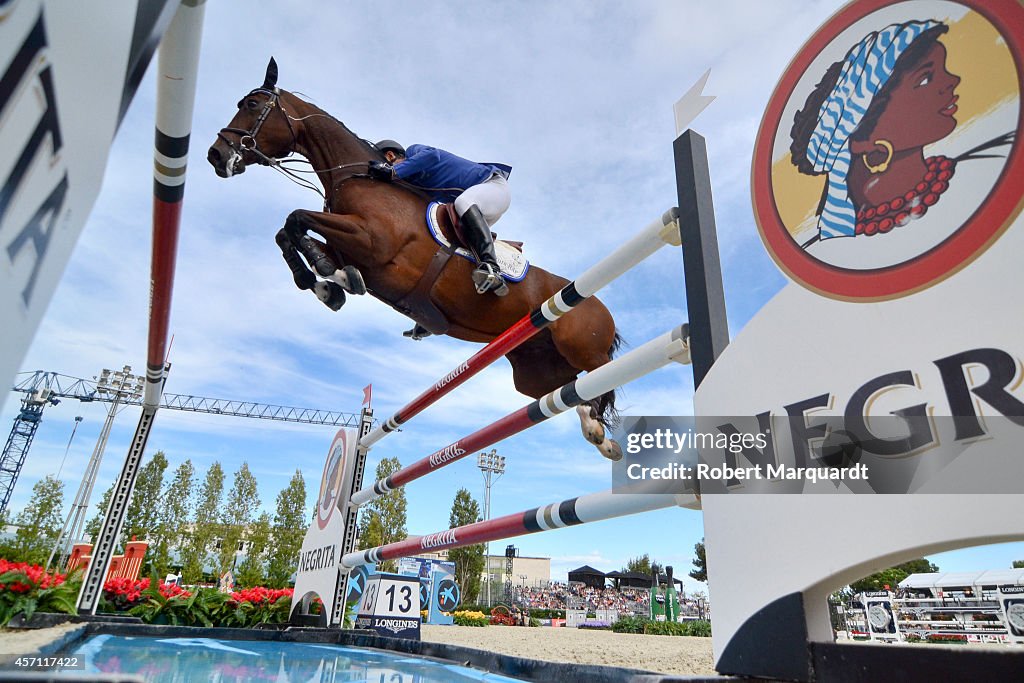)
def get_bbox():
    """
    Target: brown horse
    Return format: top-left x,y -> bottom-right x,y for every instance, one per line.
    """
207,59 -> 622,459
